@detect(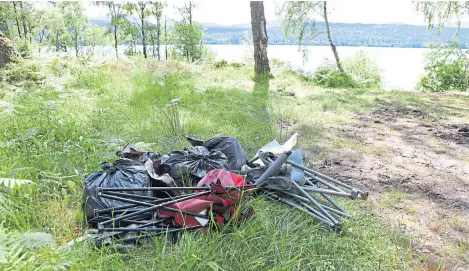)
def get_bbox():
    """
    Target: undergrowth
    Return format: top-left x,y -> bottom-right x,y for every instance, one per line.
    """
418,42 -> 469,92
312,50 -> 382,89
0,57 -> 415,270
